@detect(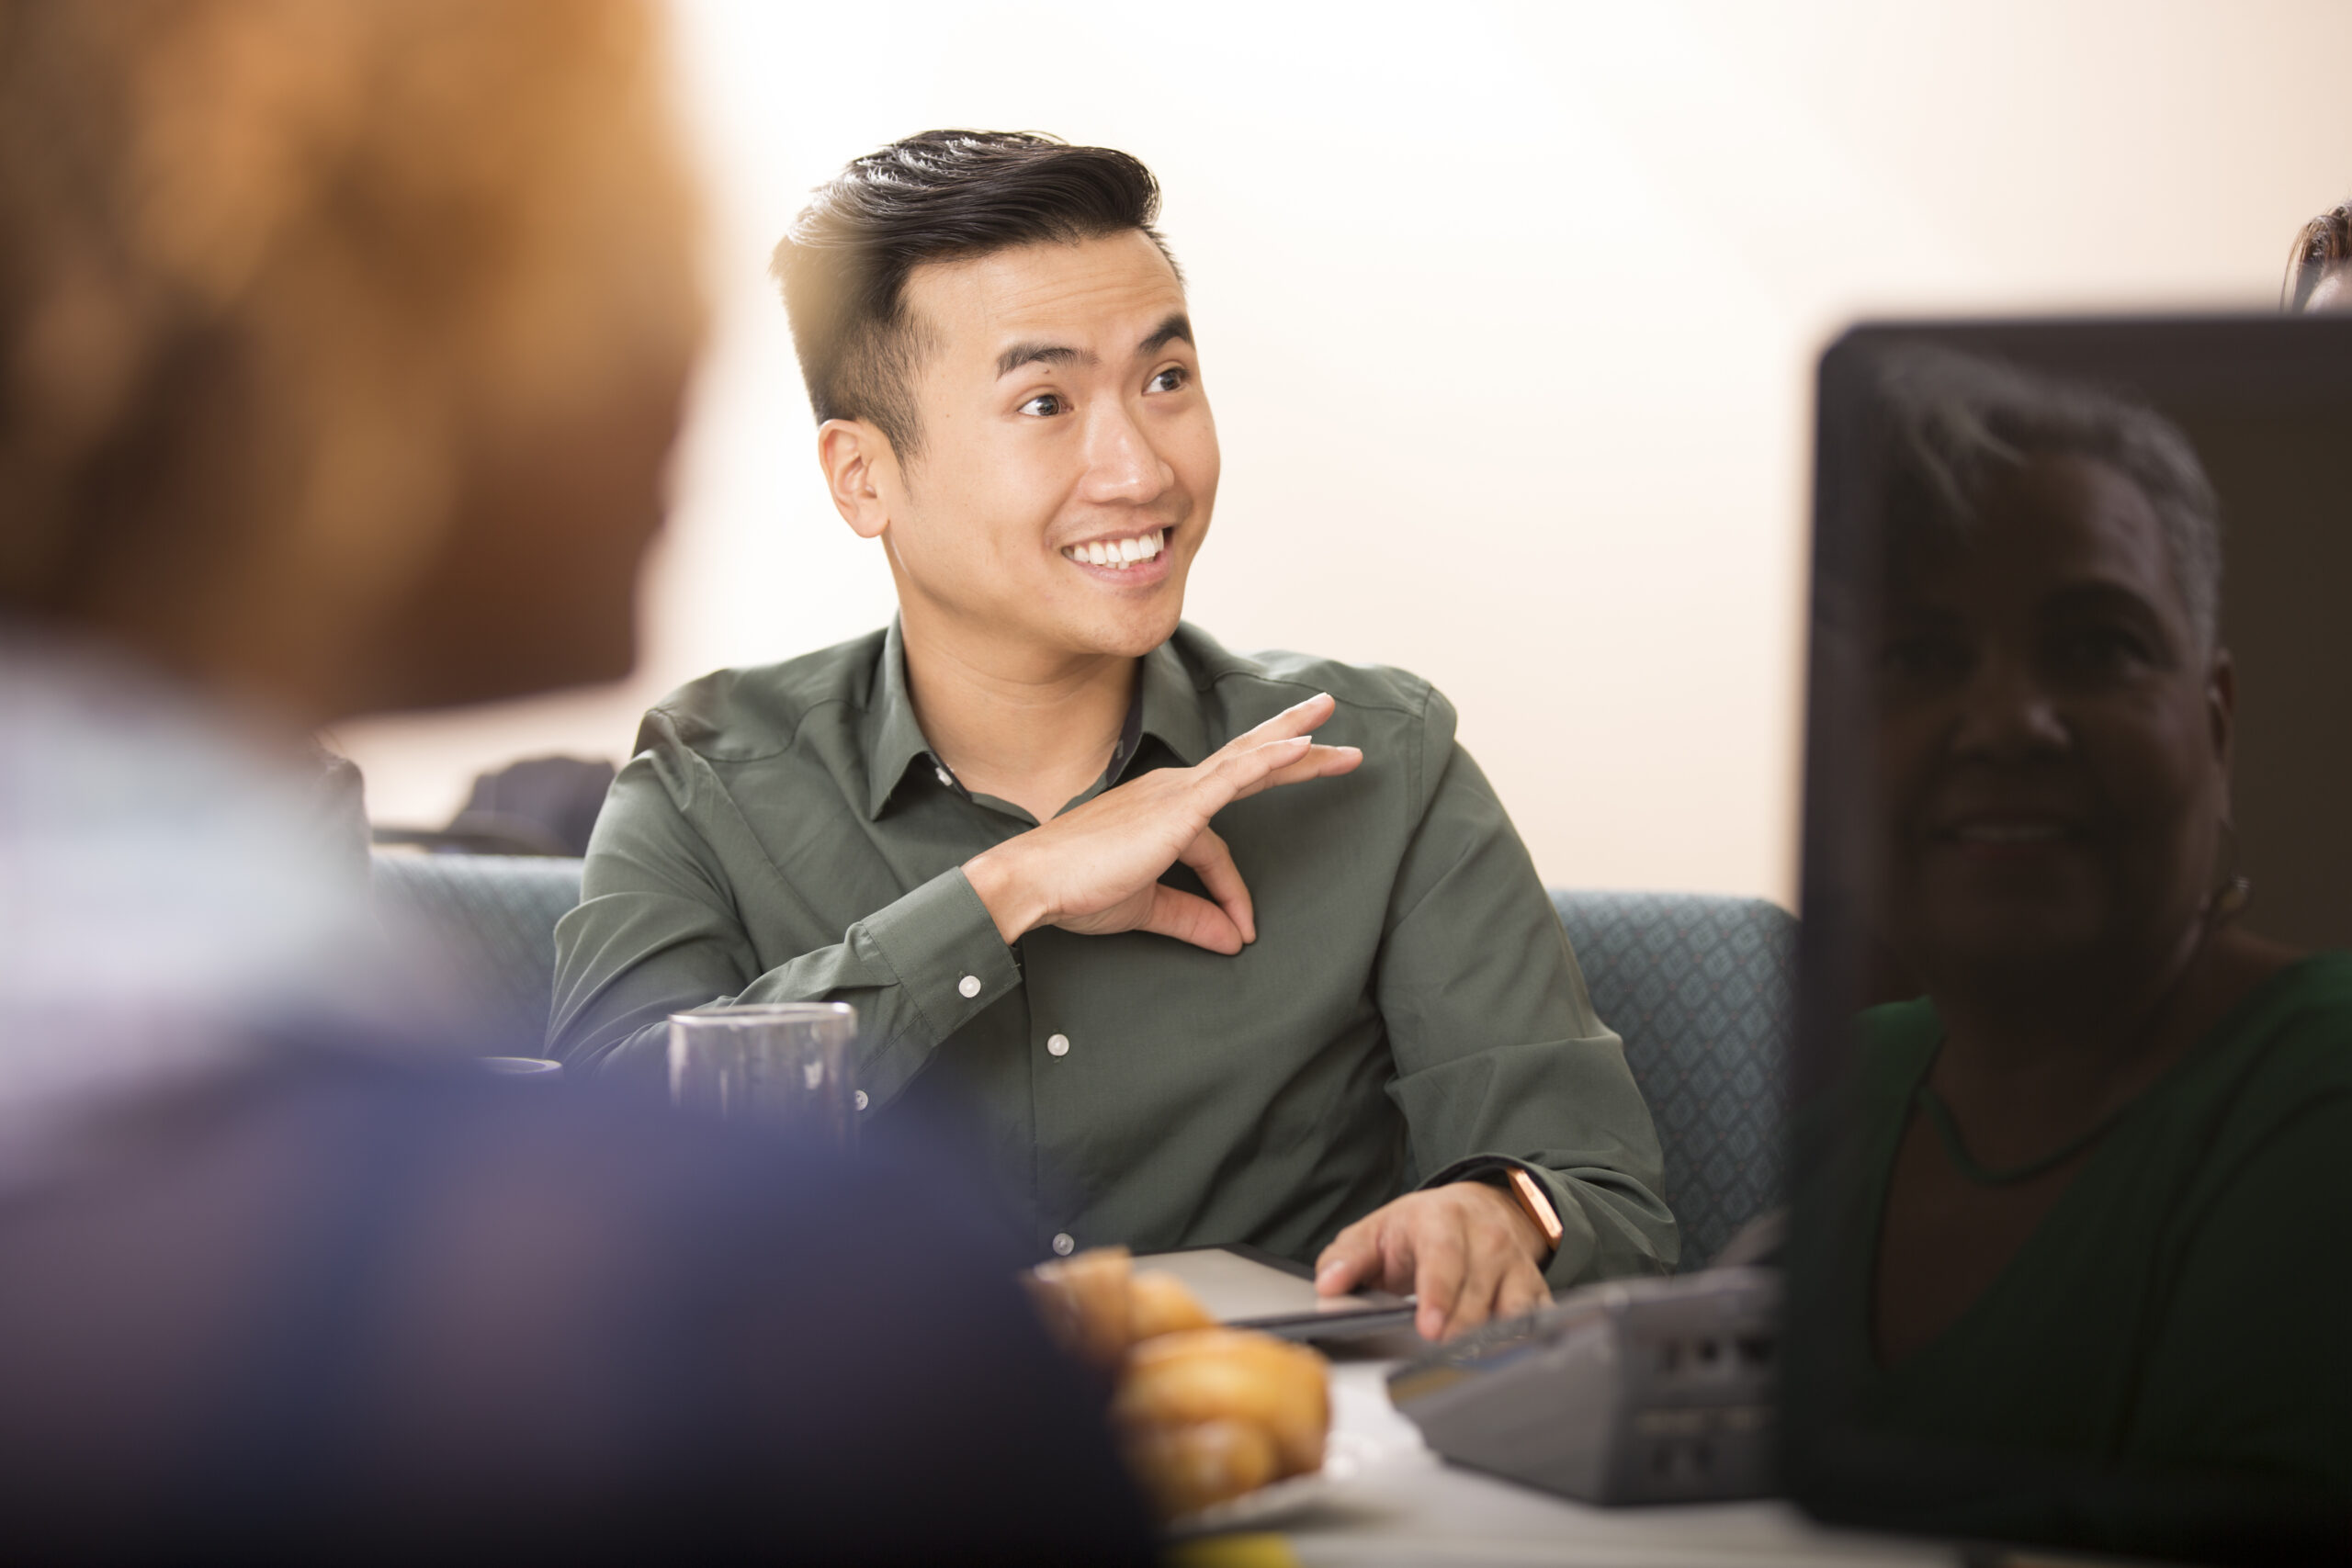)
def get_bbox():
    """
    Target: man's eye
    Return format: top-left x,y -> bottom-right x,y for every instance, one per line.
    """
1017,393 -> 1065,417
1147,367 -> 1188,394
